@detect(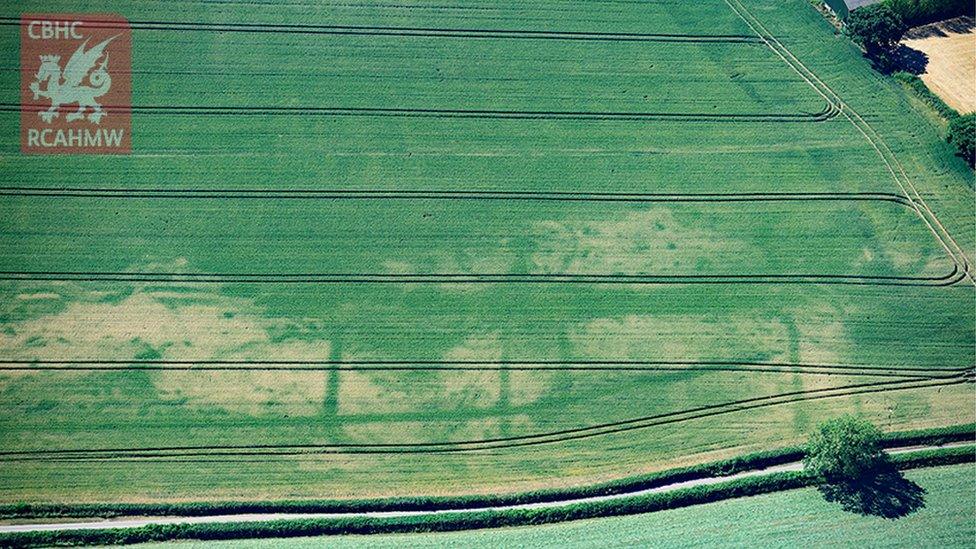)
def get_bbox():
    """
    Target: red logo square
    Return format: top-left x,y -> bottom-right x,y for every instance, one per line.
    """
21,14 -> 132,154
